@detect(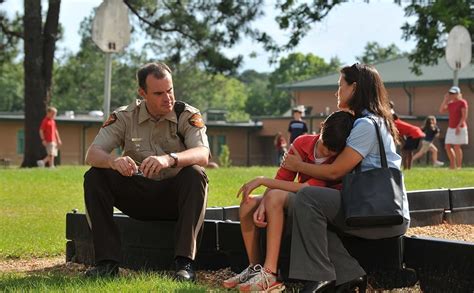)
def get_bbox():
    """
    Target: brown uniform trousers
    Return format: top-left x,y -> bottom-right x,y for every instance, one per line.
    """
84,165 -> 208,264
